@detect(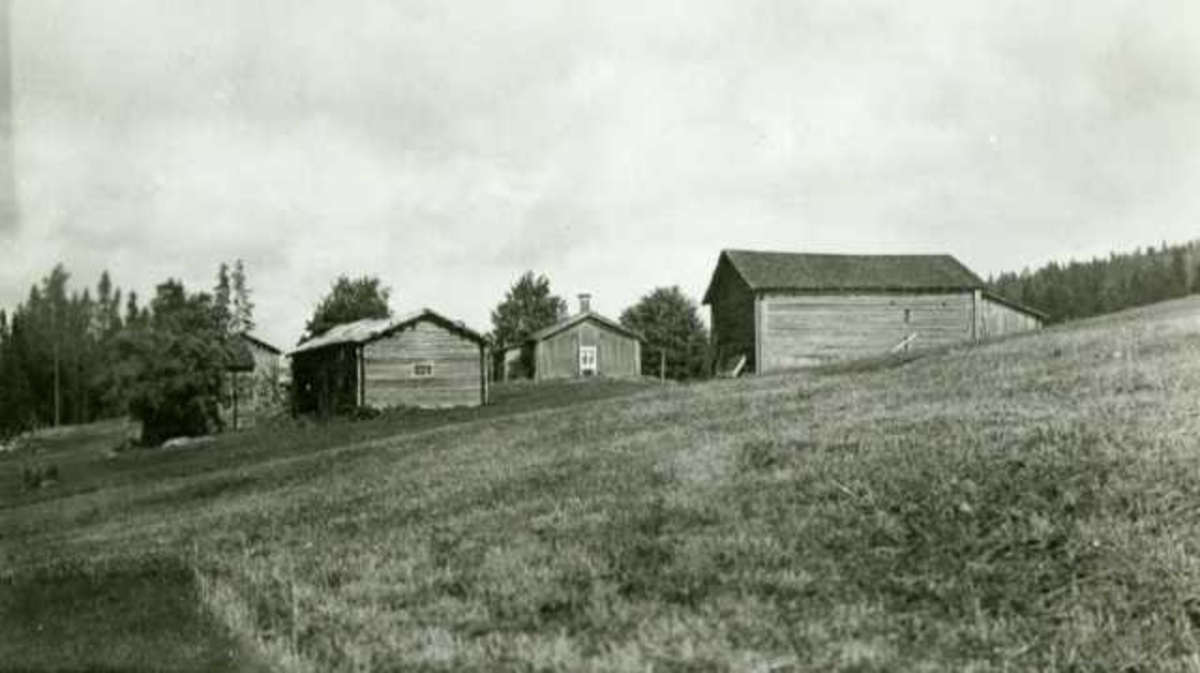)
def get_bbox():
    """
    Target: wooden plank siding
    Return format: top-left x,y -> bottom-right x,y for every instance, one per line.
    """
363,320 -> 485,409
707,257 -> 758,371
534,318 -> 641,380
758,291 -> 975,371
979,295 -> 1043,339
